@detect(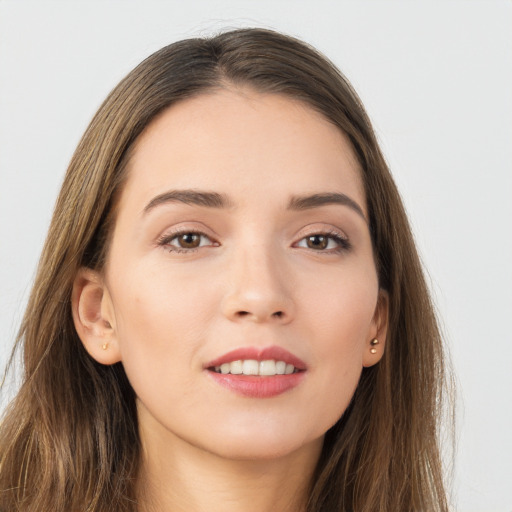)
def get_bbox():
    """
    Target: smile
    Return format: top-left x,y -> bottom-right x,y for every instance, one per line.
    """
205,346 -> 307,398
212,359 -> 299,376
